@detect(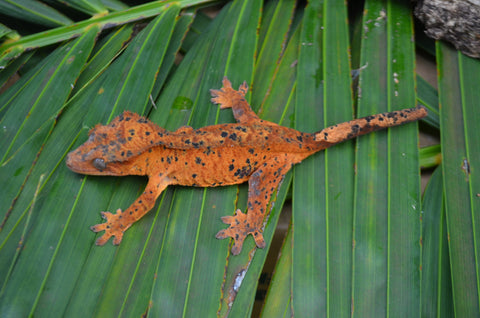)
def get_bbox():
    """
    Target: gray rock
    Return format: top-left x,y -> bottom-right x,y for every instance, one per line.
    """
415,0 -> 480,58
